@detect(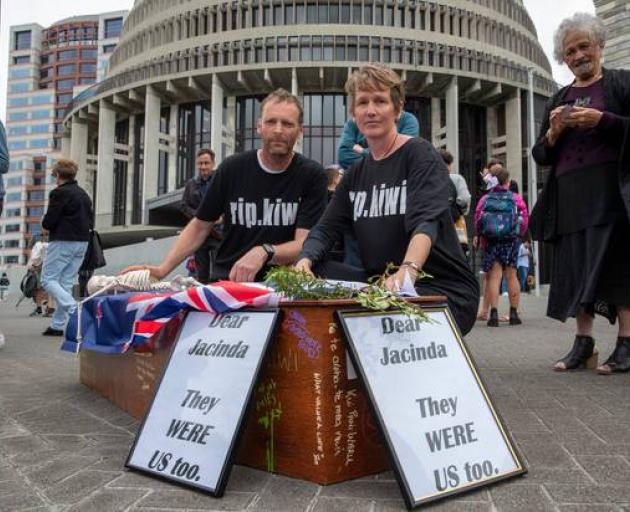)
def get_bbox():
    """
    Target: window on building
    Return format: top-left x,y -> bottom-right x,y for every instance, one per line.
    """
56,79 -> 76,90
14,30 -> 31,50
30,139 -> 50,149
40,68 -> 53,80
8,126 -> 28,136
27,206 -> 45,216
80,77 -> 95,85
4,240 -> 20,249
41,53 -> 53,65
8,112 -> 28,121
132,115 -> 144,224
57,93 -> 73,105
177,101 -> 212,187
27,223 -> 43,236
157,151 -> 169,196
6,177 -> 22,187
5,224 -> 21,233
27,190 -> 45,201
58,64 -> 76,76
5,208 -> 21,217
8,141 -> 27,150
81,49 -> 97,59
58,49 -> 77,61
103,44 -> 116,54
31,124 -> 49,134
80,63 -> 96,74
7,98 -> 28,107
4,256 -> 20,264
6,192 -> 23,202
32,110 -> 52,120
104,17 -> 124,39
32,95 -> 52,105
300,94 -> 347,166
10,68 -> 31,79
13,55 -> 30,64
